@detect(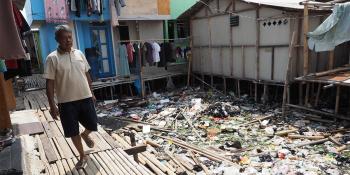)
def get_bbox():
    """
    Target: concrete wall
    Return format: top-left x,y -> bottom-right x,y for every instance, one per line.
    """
139,21 -> 164,40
